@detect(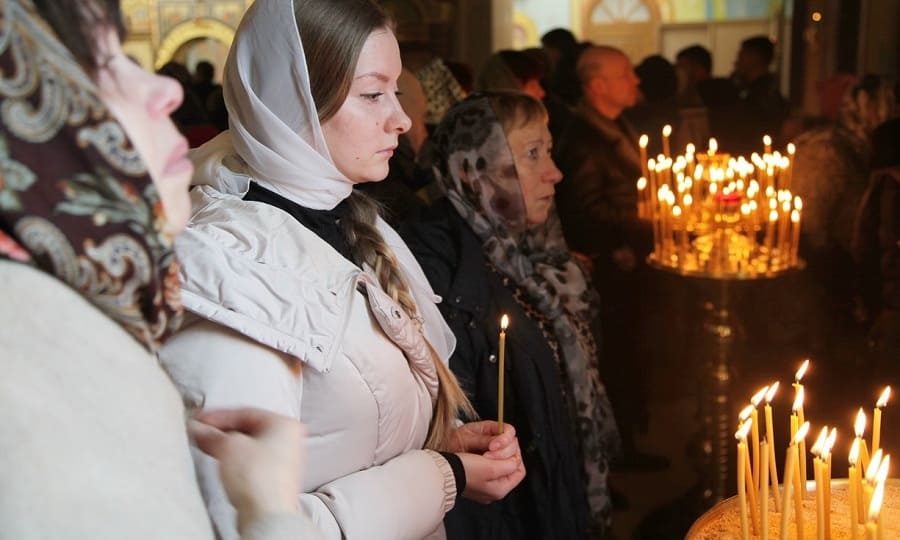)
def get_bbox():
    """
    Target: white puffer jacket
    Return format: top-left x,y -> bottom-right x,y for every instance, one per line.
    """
159,185 -> 457,540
